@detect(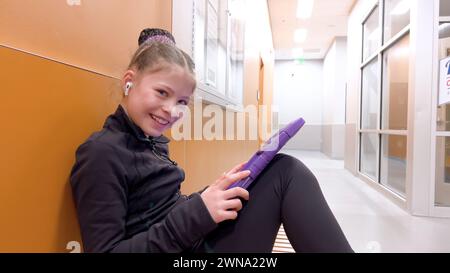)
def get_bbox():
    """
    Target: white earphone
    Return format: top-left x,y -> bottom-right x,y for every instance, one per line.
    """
124,82 -> 133,96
